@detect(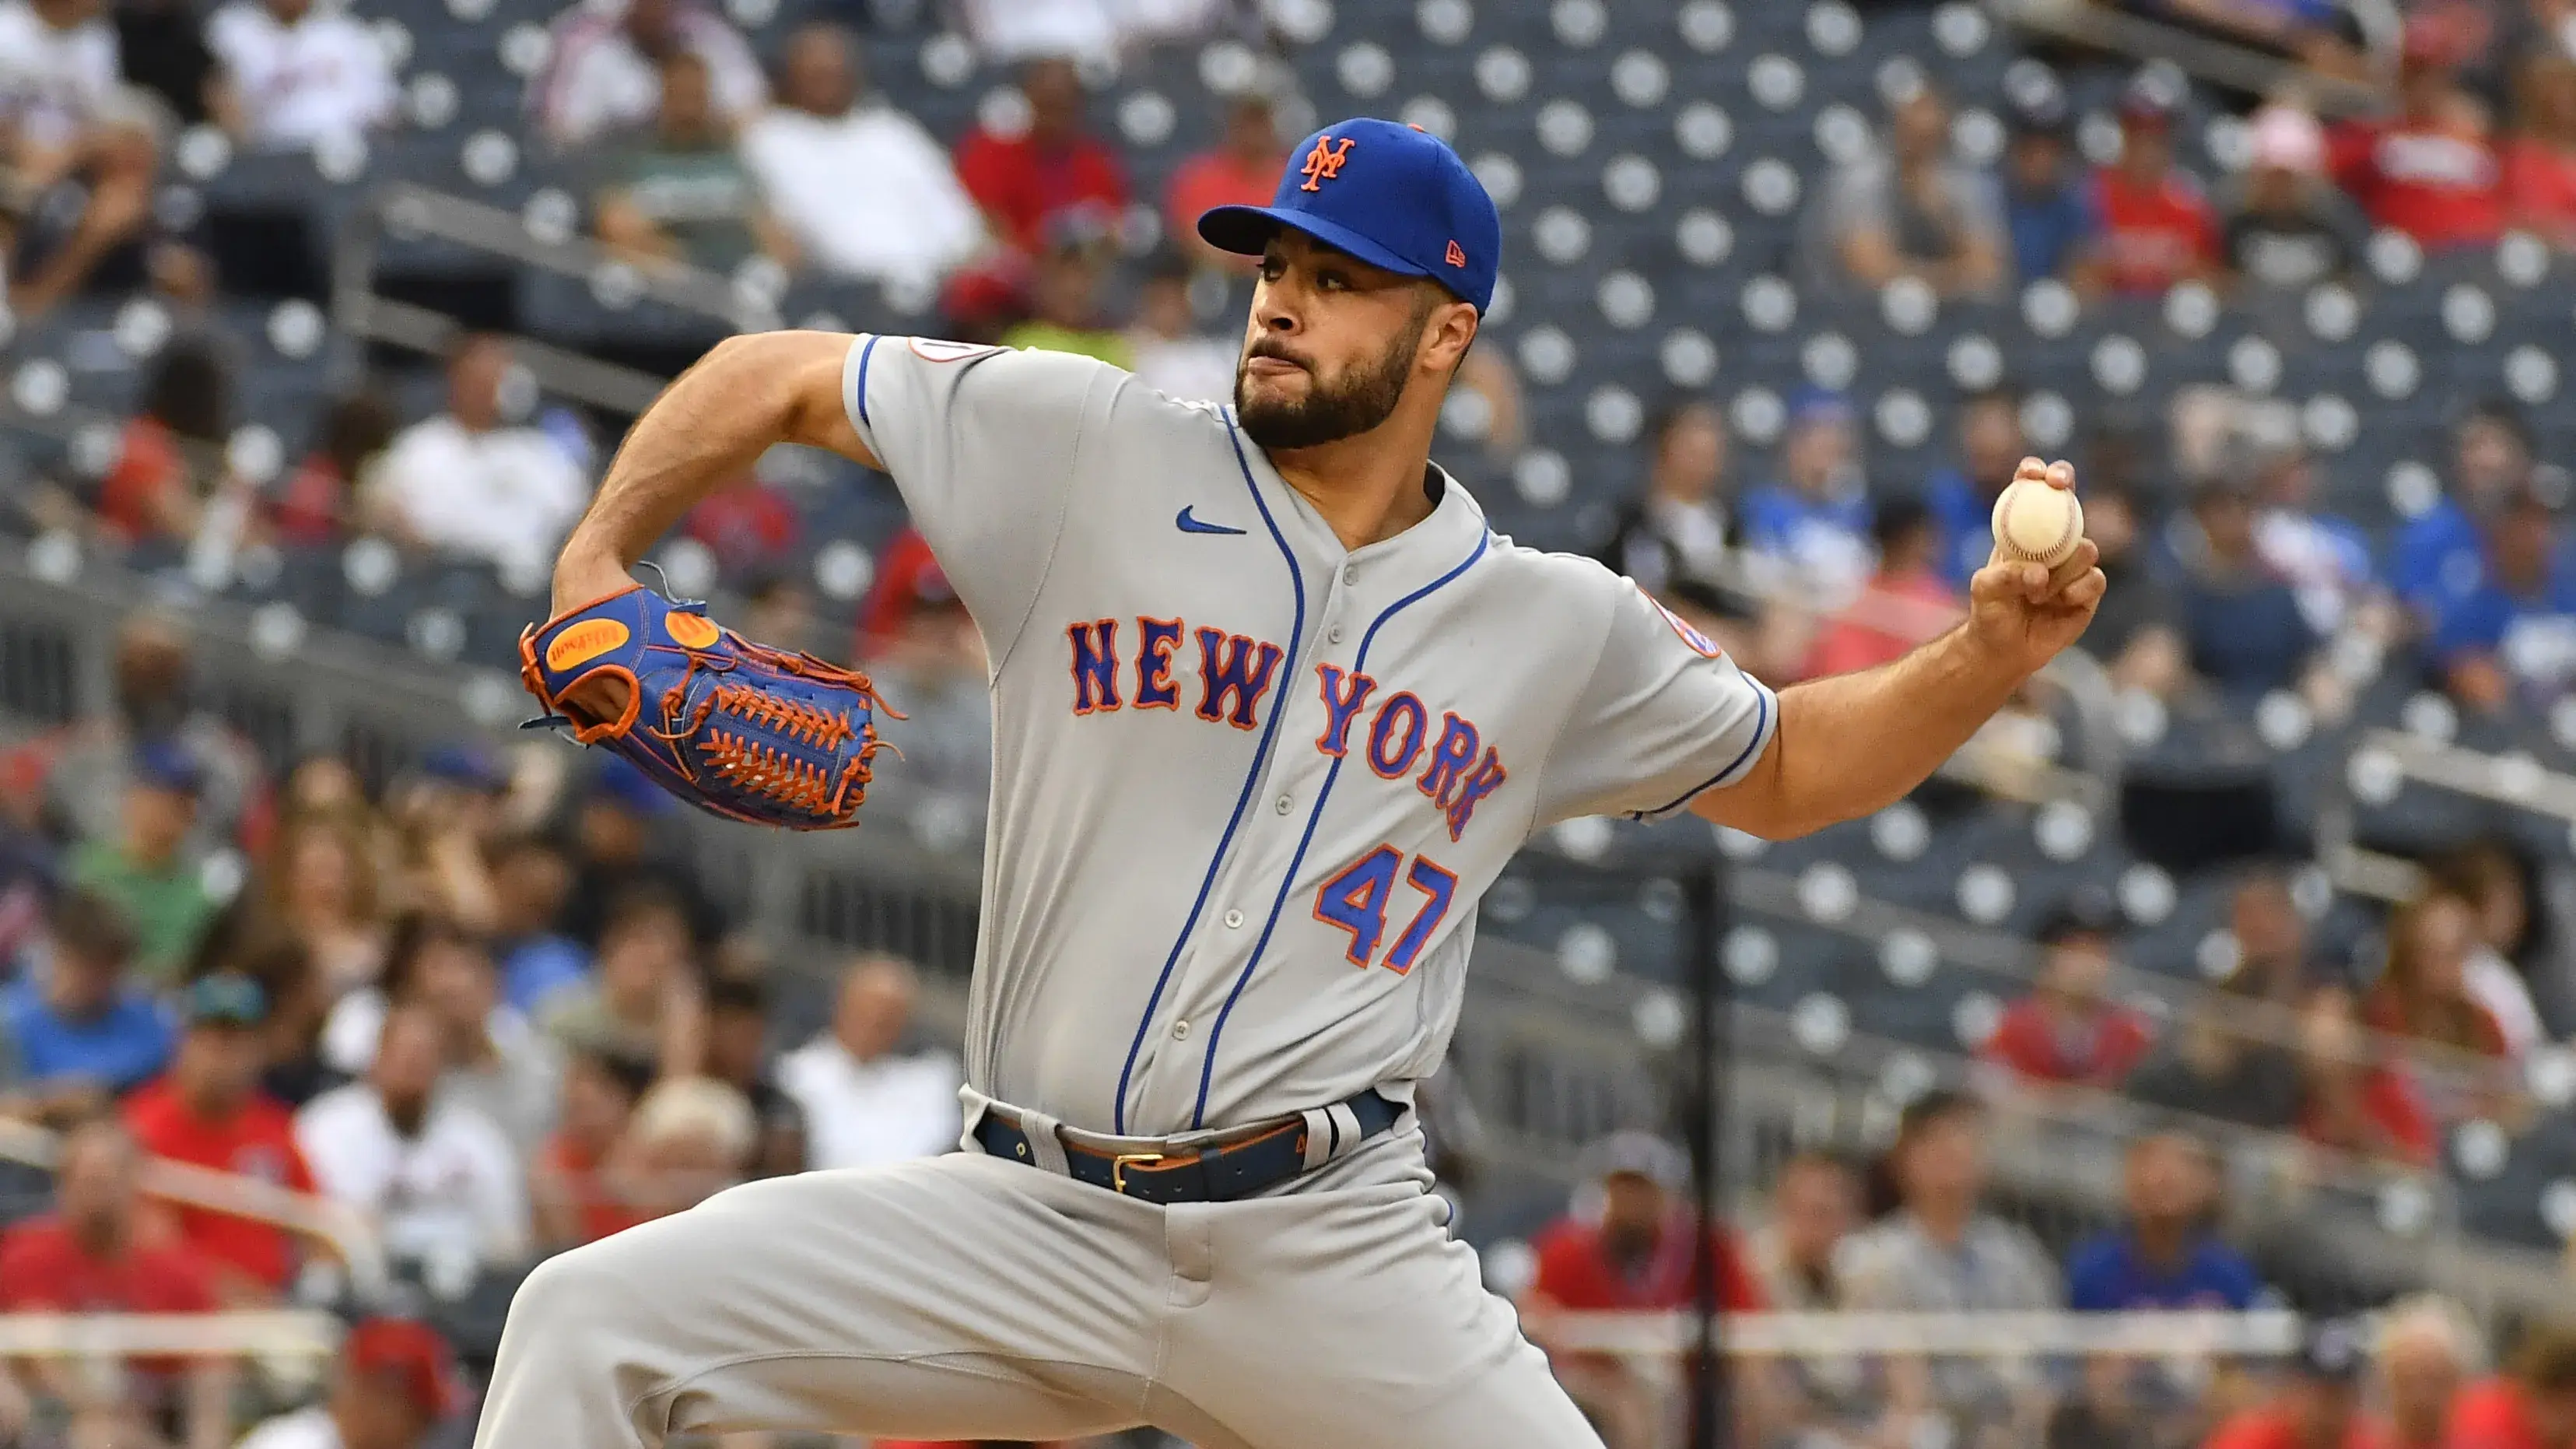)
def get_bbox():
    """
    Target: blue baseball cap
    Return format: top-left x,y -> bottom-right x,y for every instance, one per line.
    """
131,739 -> 202,798
420,743 -> 506,793
1789,386 -> 1854,429
591,756 -> 677,819
183,972 -> 268,1026
1198,118 -> 1502,313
